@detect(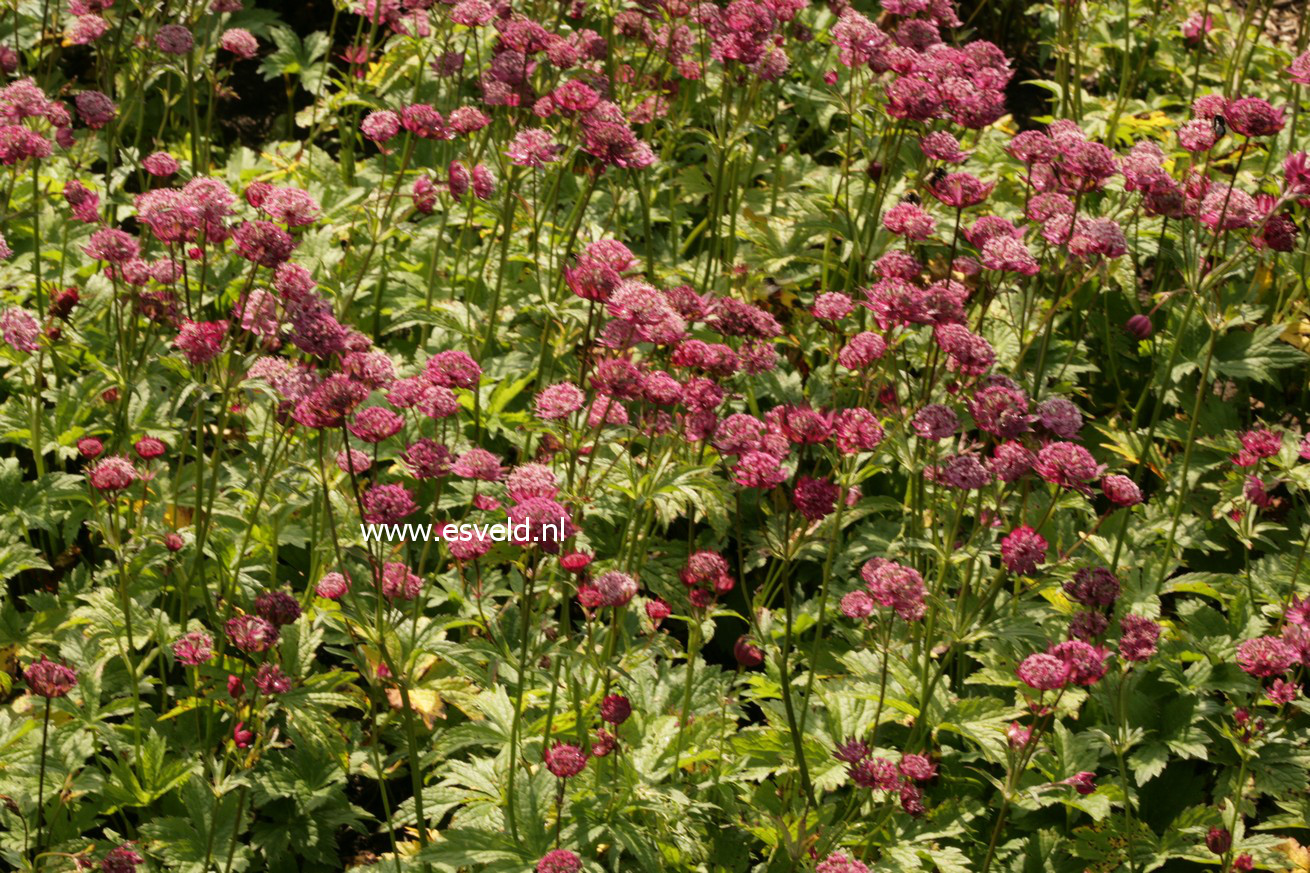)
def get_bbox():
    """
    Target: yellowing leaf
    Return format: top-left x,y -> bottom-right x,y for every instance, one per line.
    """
386,687 -> 444,729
